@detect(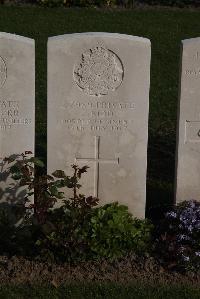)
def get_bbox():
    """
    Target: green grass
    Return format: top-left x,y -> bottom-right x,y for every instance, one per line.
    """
0,7 -> 200,215
0,282 -> 200,299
